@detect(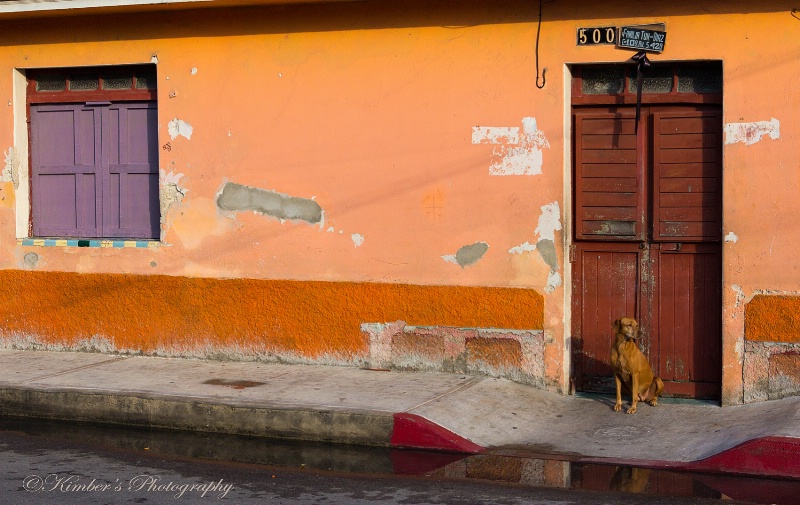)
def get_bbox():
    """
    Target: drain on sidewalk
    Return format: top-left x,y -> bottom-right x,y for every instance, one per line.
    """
203,378 -> 265,389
